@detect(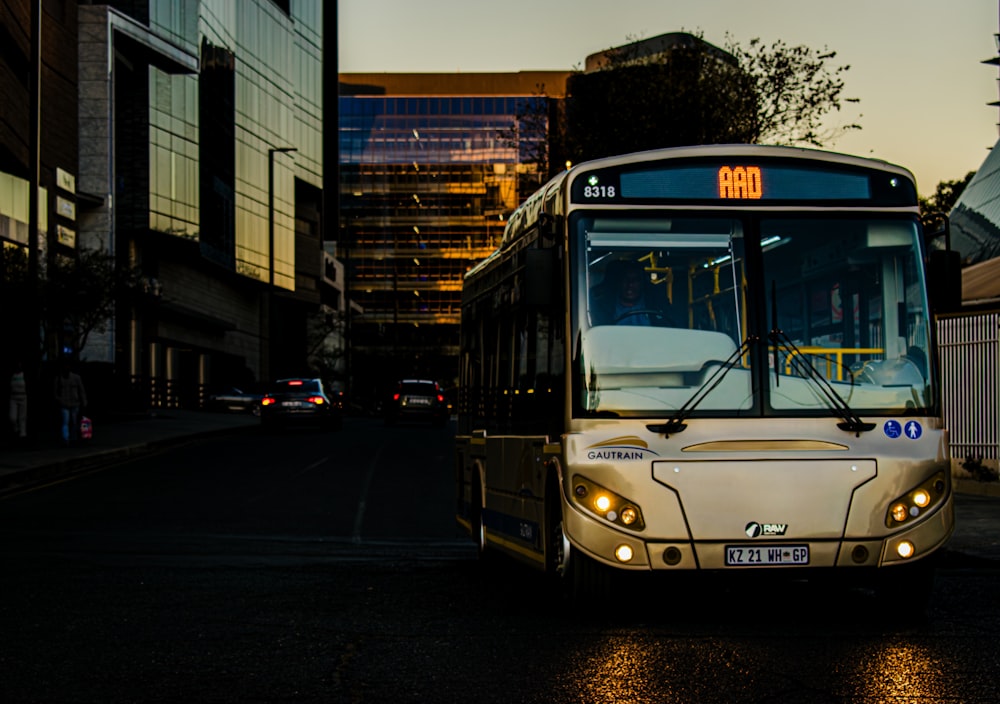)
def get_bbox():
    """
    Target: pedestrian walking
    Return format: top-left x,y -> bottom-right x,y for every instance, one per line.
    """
9,360 -> 28,440
53,359 -> 87,446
